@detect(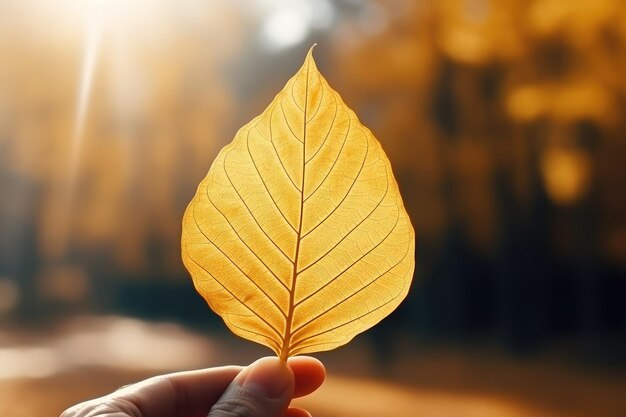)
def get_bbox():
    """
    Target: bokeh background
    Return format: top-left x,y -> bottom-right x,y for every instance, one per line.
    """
1,0 -> 625,416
